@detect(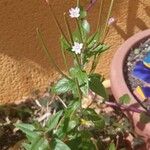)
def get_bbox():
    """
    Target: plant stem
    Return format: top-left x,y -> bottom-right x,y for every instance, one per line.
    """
37,28 -> 71,80
76,19 -> 83,43
77,0 -> 80,7
75,78 -> 82,107
91,0 -> 115,73
101,0 -> 114,43
105,101 -> 146,114
96,0 -> 103,32
61,47 -> 69,74
47,3 -> 71,46
64,13 -> 74,44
